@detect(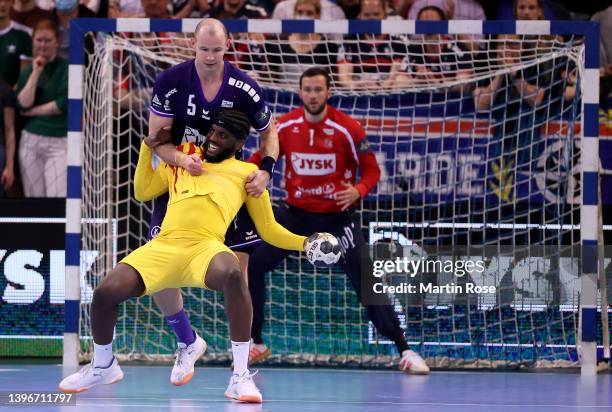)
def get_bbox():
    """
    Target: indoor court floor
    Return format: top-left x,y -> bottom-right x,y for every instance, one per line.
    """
1,363 -> 610,411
